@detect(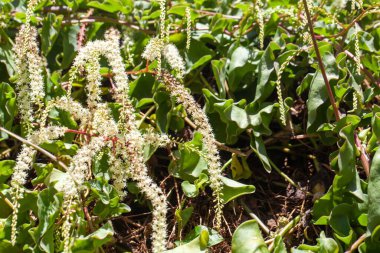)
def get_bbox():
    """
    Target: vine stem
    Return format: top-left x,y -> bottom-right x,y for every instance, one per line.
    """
0,127 -> 97,232
0,191 -> 14,210
0,127 -> 69,171
324,5 -> 380,38
343,50 -> 380,88
268,215 -> 301,251
345,233 -> 367,253
302,0 -> 340,121
302,0 -> 370,177
240,200 -> 270,235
